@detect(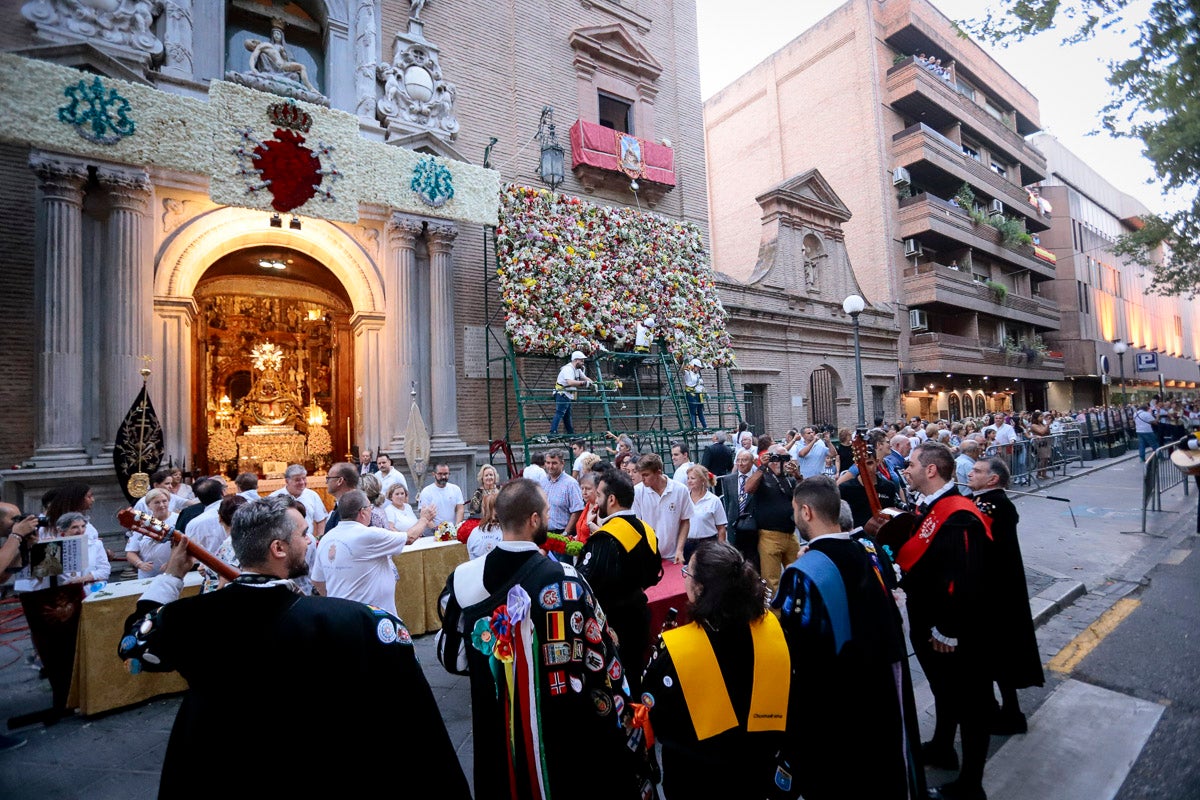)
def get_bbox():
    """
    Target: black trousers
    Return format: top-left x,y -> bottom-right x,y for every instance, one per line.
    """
913,635 -> 993,788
